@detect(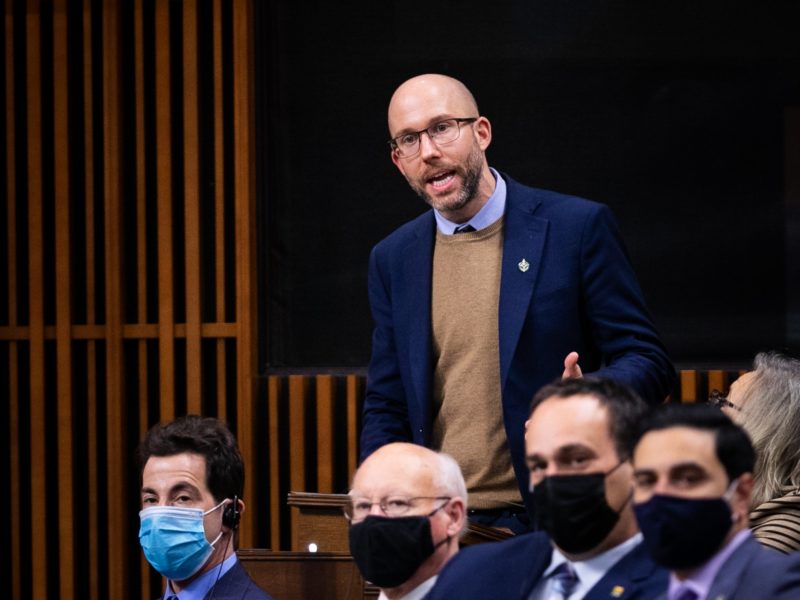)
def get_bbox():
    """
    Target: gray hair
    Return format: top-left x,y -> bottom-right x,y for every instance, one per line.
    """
432,452 -> 469,535
736,351 -> 800,507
